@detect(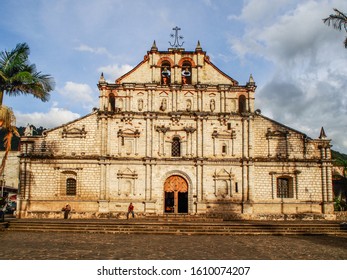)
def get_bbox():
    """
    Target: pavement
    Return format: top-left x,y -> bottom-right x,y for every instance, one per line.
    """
1,230 -> 347,260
